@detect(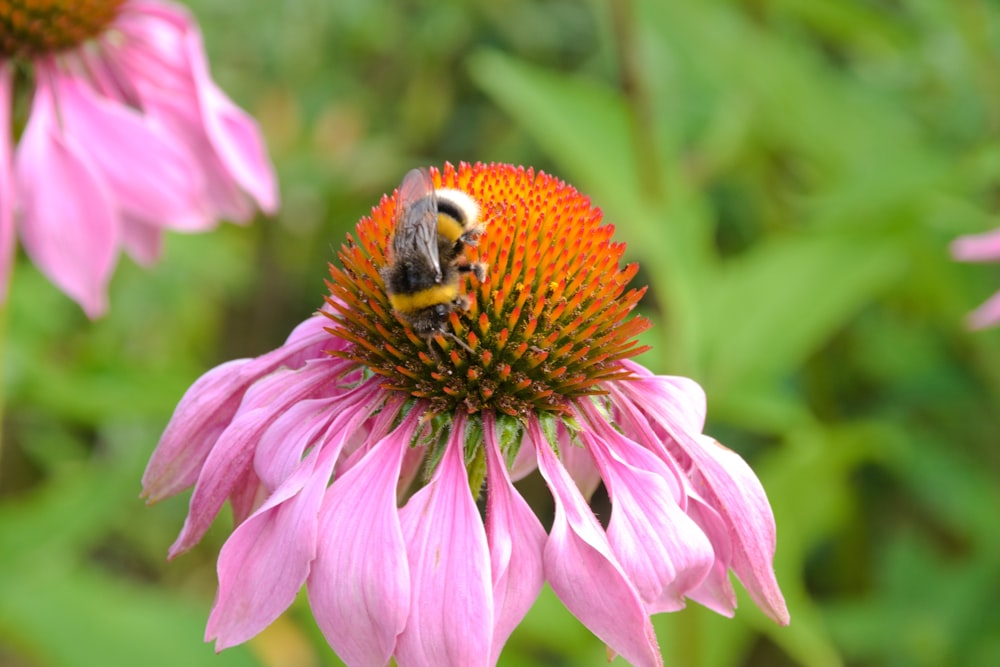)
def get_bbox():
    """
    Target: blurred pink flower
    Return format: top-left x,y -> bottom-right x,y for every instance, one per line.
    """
144,163 -> 788,666
952,229 -> 1000,329
0,0 -> 278,317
